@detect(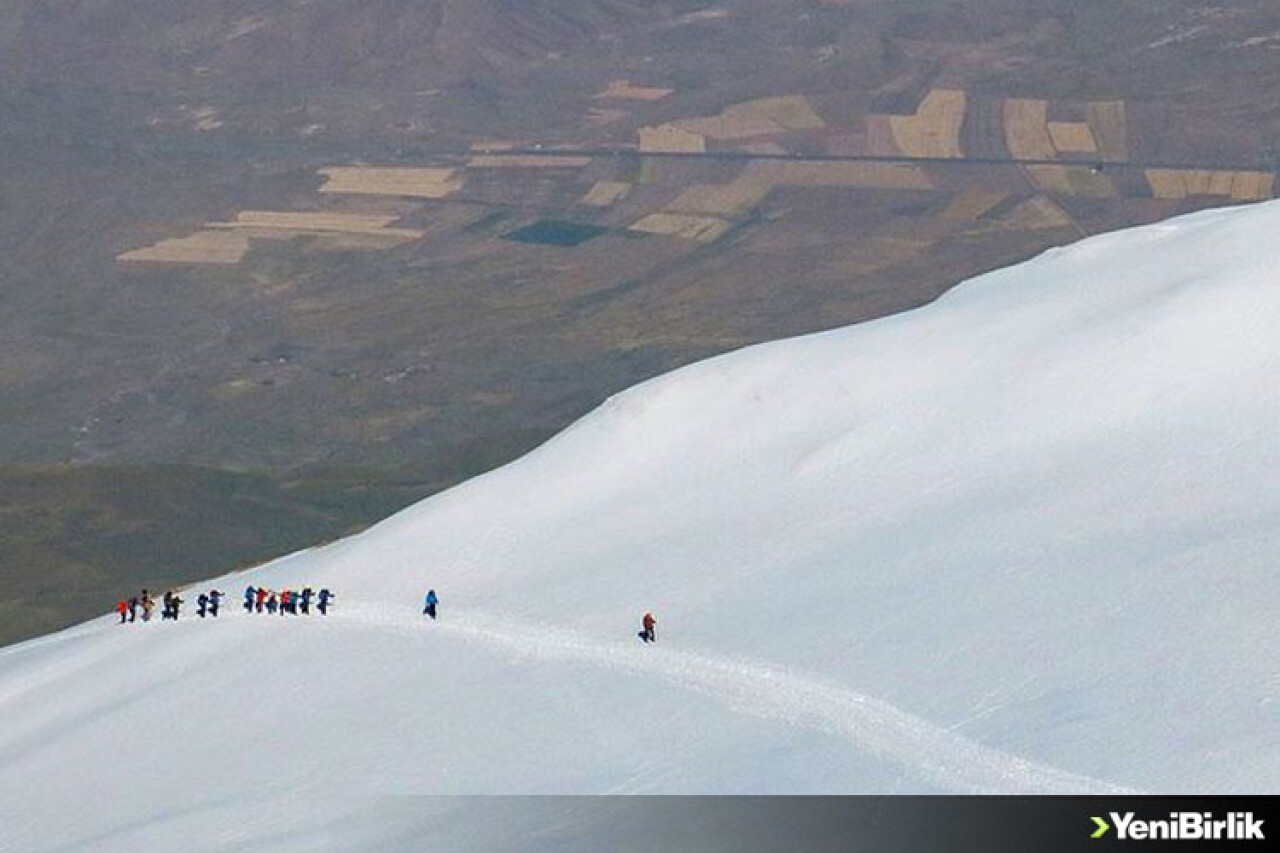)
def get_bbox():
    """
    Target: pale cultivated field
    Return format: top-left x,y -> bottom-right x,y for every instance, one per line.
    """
117,231 -> 250,264
639,124 -> 707,153
1047,122 -> 1097,154
318,167 -> 463,198
120,207 -> 423,265
1143,170 -> 1187,199
1230,171 -> 1275,201
664,179 -> 773,216
1003,99 -> 1056,160
864,114 -> 899,156
1146,169 -> 1275,200
671,96 -> 825,140
938,188 -> 1007,222
595,80 -> 674,101
213,211 -> 422,238
467,155 -> 593,168
629,213 -> 732,242
889,89 -> 966,158
999,195 -> 1072,230
579,181 -> 632,206
1085,101 -> 1128,161
1024,161 -> 1075,192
